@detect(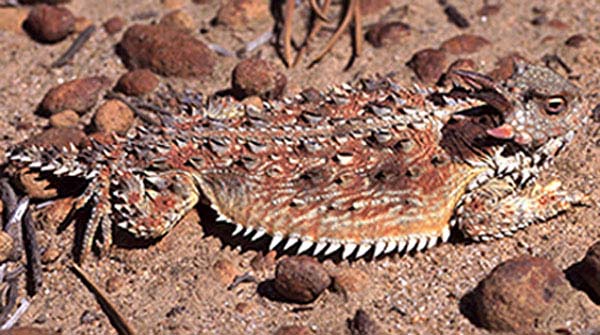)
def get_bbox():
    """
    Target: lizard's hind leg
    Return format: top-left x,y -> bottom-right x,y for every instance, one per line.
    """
456,177 -> 584,241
